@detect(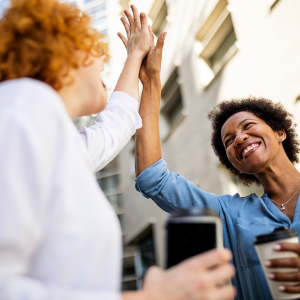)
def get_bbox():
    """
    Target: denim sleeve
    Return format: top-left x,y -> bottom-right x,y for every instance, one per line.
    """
135,159 -> 221,214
